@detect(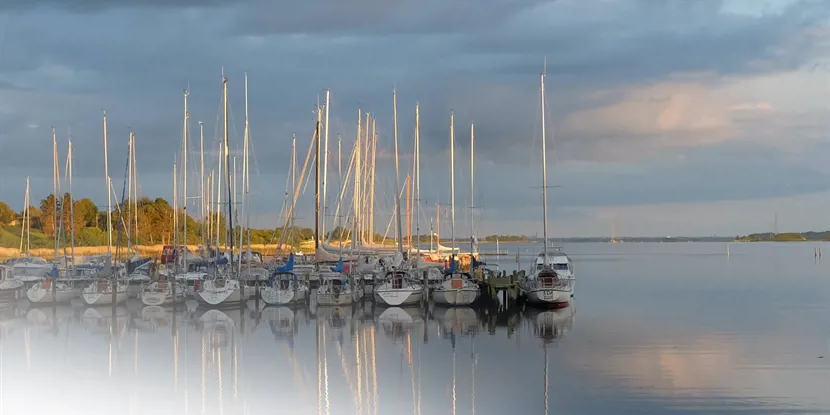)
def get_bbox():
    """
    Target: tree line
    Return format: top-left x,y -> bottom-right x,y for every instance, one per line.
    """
0,194 -> 314,249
